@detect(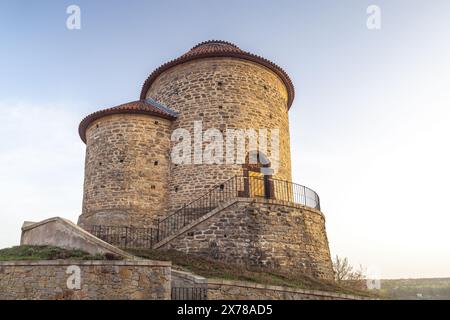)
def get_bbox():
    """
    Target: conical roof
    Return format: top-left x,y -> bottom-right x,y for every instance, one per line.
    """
140,40 -> 295,108
78,99 -> 178,143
